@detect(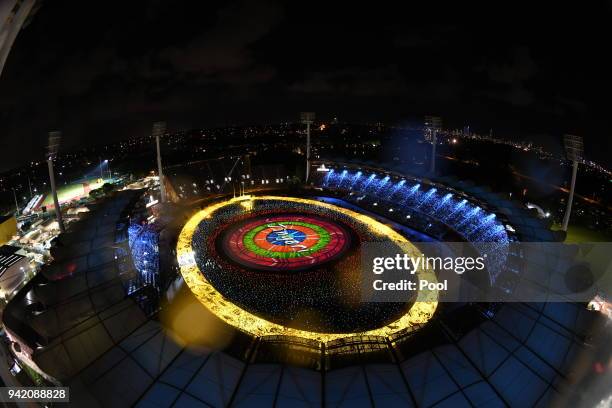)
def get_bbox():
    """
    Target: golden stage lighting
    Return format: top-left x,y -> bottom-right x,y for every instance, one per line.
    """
176,196 -> 438,343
